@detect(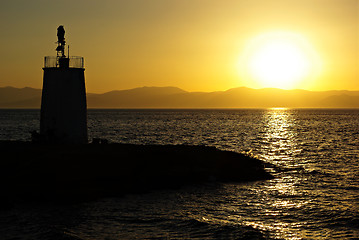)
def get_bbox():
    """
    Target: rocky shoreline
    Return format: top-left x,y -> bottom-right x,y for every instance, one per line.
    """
0,141 -> 273,203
